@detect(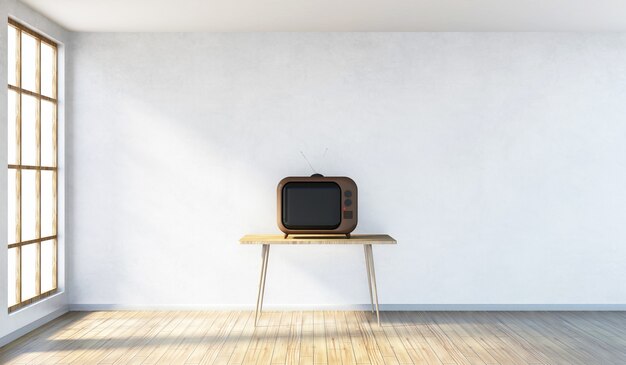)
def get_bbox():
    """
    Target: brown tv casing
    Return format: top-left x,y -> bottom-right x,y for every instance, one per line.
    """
277,176 -> 358,236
